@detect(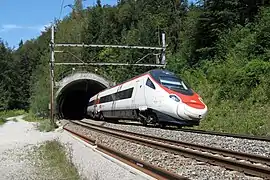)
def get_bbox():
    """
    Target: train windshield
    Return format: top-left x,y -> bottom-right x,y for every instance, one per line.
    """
159,76 -> 194,95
